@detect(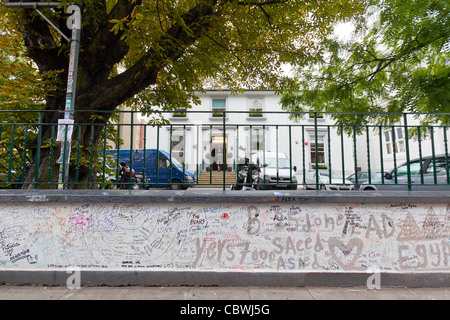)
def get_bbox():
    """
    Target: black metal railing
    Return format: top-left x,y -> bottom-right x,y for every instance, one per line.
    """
0,109 -> 448,191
